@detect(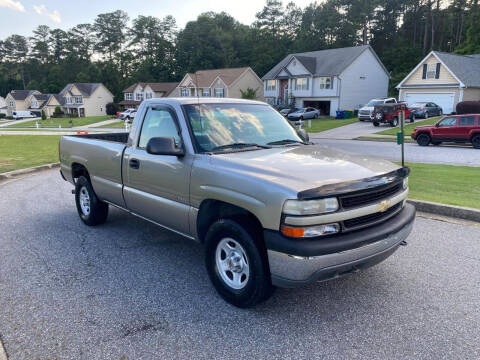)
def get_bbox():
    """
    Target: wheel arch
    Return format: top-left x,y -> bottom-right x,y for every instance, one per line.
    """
71,162 -> 90,182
